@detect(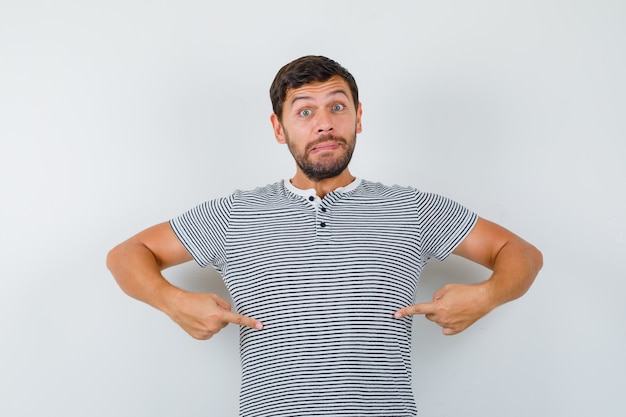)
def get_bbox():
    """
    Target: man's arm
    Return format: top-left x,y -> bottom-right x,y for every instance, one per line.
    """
394,217 -> 543,335
106,222 -> 263,339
